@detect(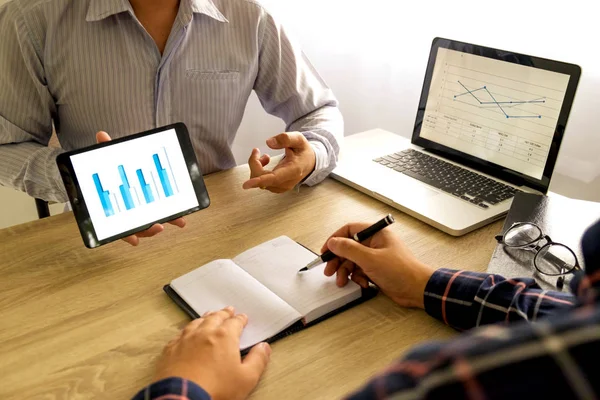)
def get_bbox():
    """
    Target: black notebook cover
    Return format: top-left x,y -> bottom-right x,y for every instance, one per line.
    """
163,242 -> 379,355
487,192 -> 600,291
